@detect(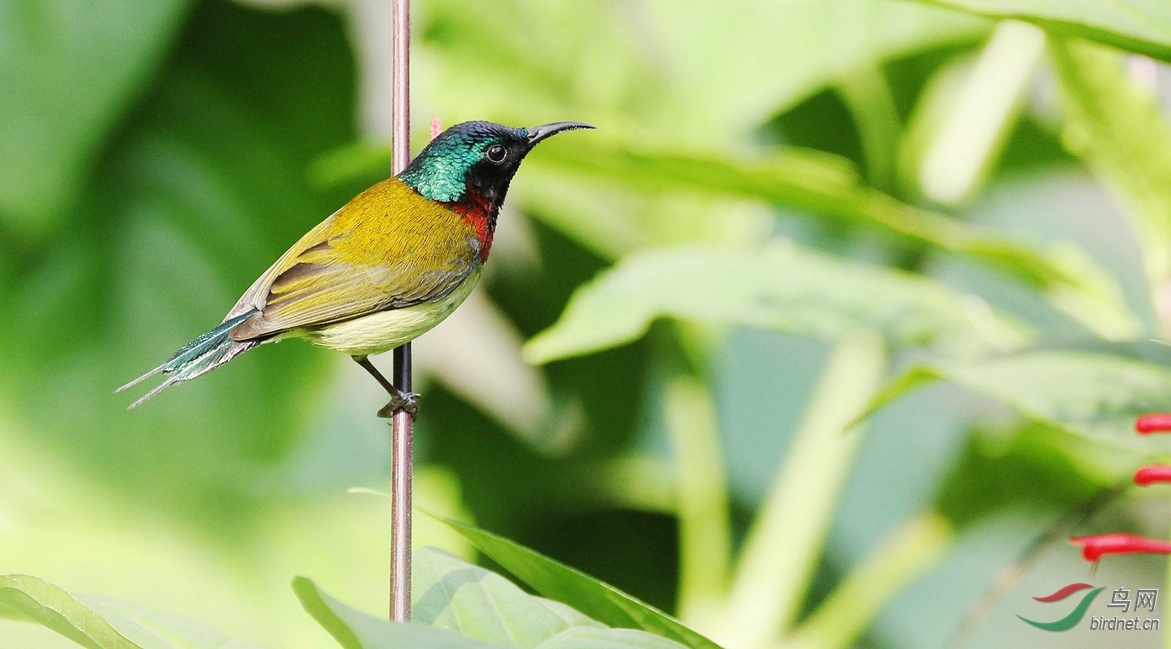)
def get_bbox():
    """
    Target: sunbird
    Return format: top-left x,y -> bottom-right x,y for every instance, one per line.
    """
119,120 -> 593,416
